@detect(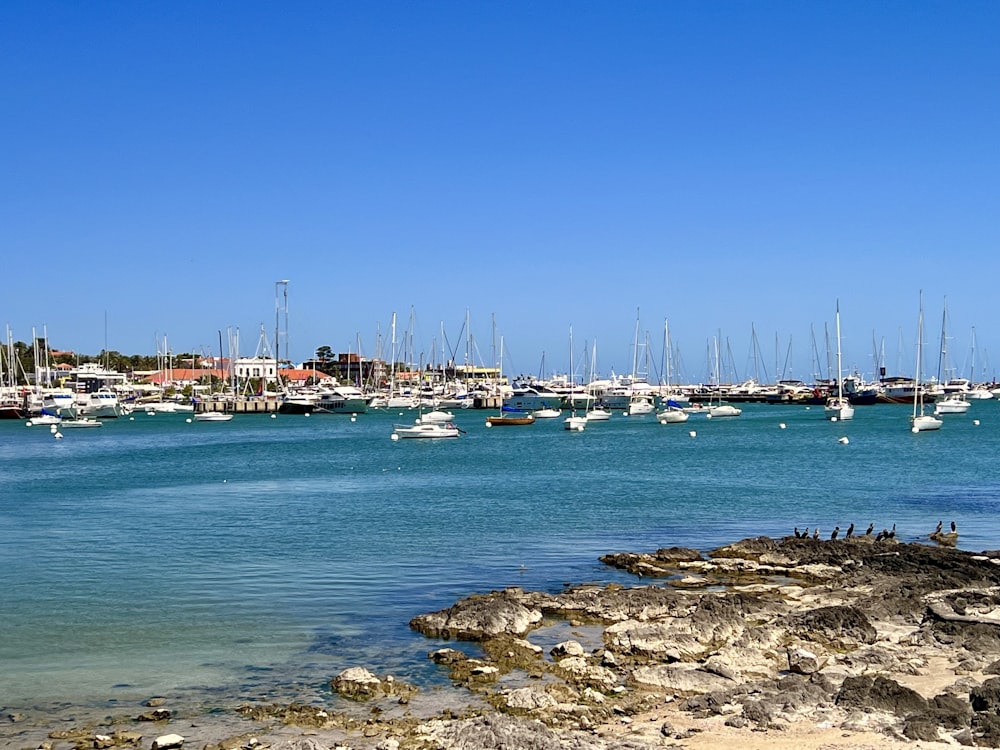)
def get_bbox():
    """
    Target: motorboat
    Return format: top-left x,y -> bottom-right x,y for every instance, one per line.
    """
62,417 -> 102,428
533,408 -> 562,419
75,388 -> 123,419
194,411 -> 233,422
418,409 -> 455,424
315,384 -> 370,414
393,421 -> 460,439
626,394 -> 655,416
934,393 -> 970,415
